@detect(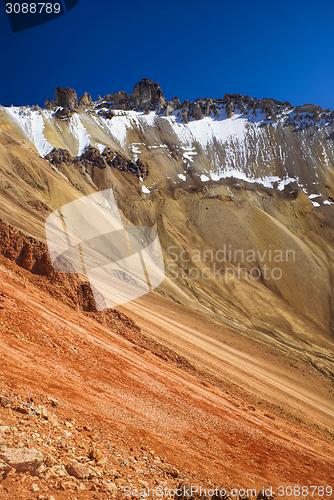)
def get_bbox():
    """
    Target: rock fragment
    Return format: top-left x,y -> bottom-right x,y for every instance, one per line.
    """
66,460 -> 93,480
90,449 -> 105,464
0,447 -> 44,473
